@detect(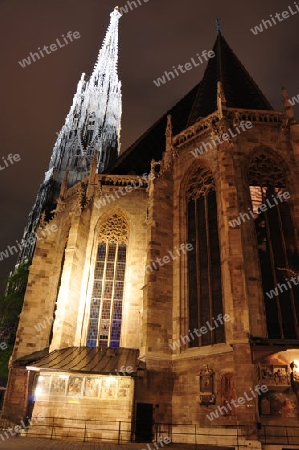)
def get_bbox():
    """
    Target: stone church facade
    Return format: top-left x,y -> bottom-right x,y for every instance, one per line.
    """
2,8 -> 299,450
